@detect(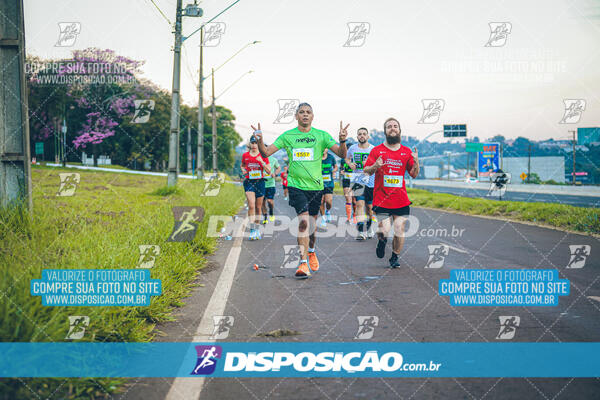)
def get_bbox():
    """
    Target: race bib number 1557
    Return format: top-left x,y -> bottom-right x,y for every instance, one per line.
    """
293,148 -> 314,161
